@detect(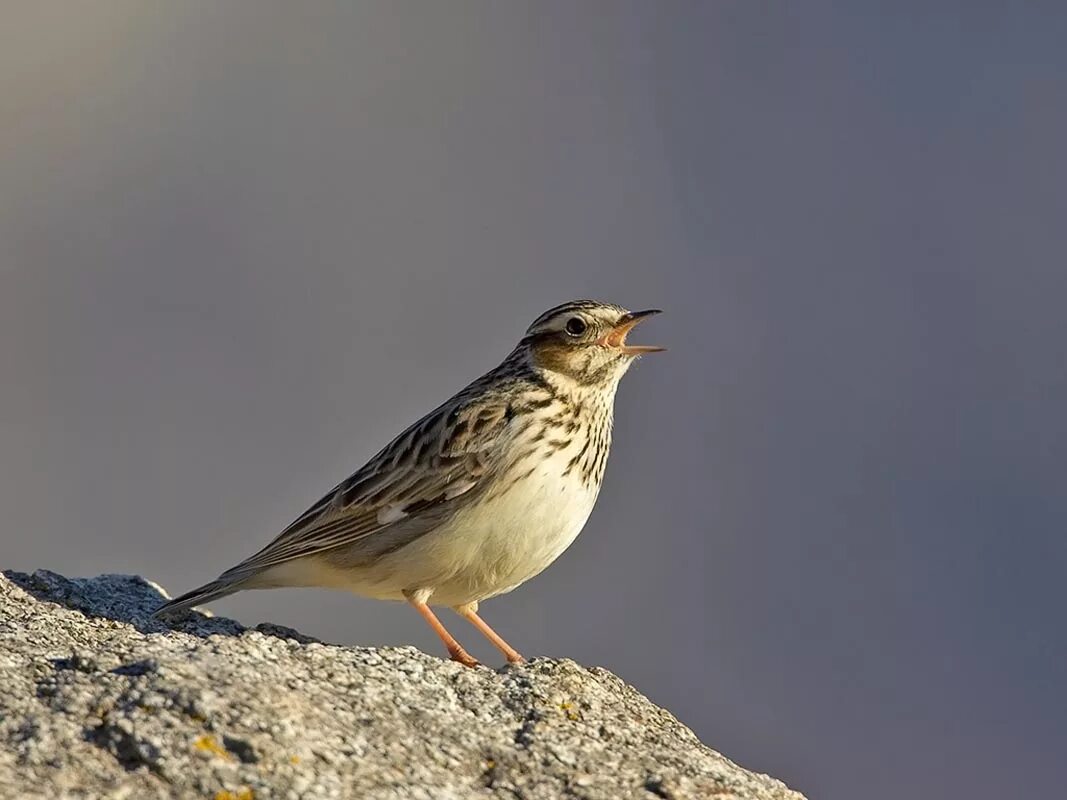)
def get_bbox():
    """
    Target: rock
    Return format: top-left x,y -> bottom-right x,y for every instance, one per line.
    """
0,570 -> 805,800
